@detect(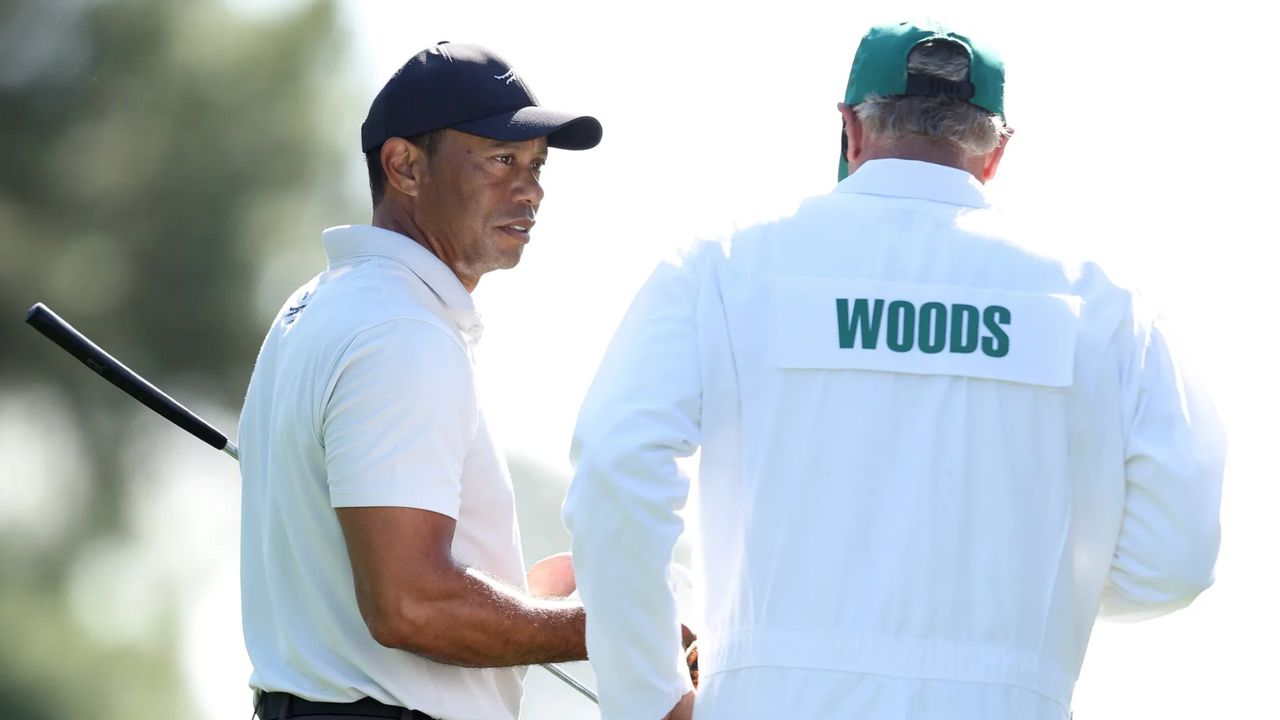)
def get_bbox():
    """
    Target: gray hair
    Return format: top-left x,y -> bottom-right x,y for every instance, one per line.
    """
855,40 -> 1010,155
